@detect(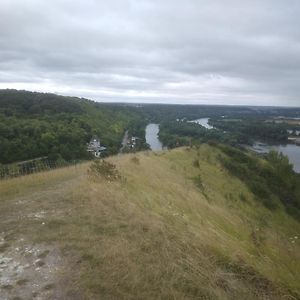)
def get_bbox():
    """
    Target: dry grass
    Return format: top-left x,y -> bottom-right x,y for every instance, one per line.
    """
1,147 -> 299,299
